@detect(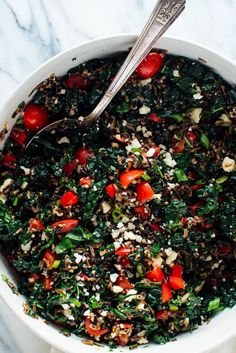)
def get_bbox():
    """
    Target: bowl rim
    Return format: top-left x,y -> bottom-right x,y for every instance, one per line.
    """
0,32 -> 236,353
